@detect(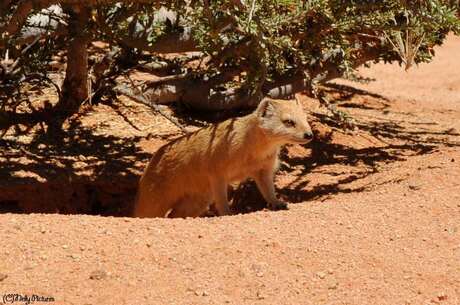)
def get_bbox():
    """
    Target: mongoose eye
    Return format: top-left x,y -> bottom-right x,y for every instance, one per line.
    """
282,119 -> 296,127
